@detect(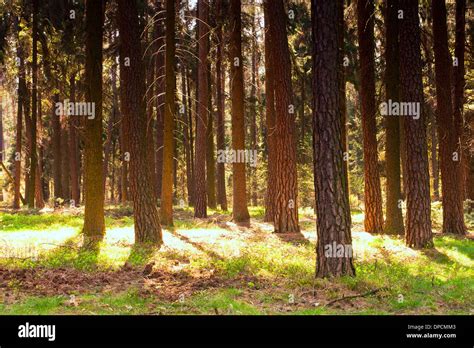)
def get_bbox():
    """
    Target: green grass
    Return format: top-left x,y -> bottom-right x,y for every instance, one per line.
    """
0,205 -> 472,315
